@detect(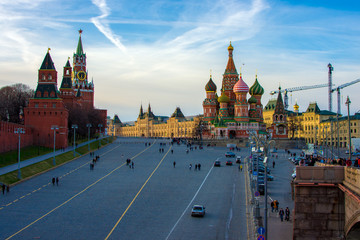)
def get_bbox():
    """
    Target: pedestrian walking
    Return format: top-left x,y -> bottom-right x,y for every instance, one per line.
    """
271,201 -> 274,212
171,149 -> 173,154
6,185 -> 9,193
195,164 -> 198,171
173,161 -> 176,168
198,163 -> 201,171
131,162 -> 134,169
56,177 -> 59,186
285,207 -> 290,221
279,208 -> 285,222
52,177 -> 55,186
274,200 -> 279,212
189,164 -> 192,170
2,184 -> 5,194
273,161 -> 275,168
240,165 -> 243,171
